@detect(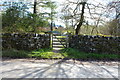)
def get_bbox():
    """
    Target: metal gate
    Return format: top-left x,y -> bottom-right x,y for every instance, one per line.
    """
52,34 -> 68,50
